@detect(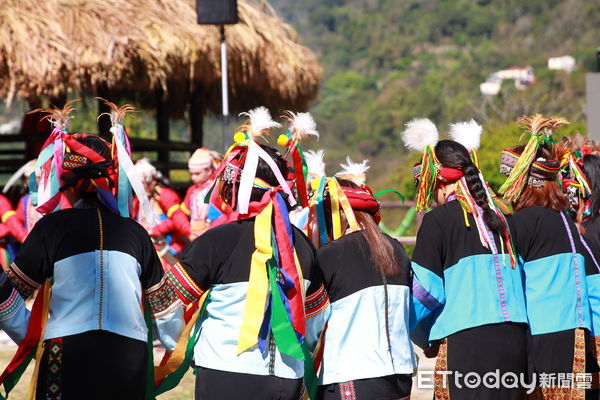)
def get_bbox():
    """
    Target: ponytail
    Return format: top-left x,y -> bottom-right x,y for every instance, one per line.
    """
462,162 -> 505,233
354,210 -> 400,277
435,140 -> 506,234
